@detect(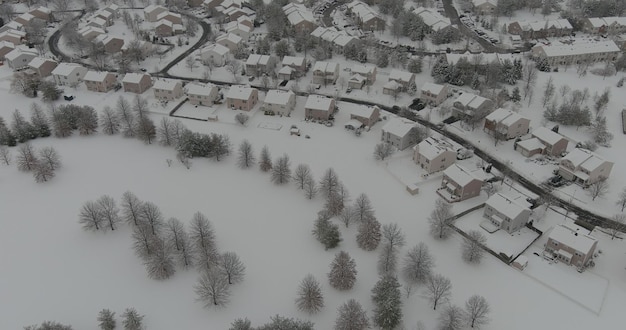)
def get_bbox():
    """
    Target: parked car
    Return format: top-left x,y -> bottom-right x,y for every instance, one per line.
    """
64,95 -> 74,101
